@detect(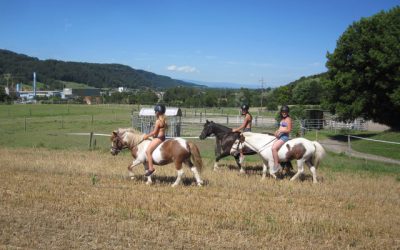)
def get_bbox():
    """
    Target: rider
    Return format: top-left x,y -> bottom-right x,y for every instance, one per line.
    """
232,104 -> 252,164
142,104 -> 167,177
271,105 -> 292,172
